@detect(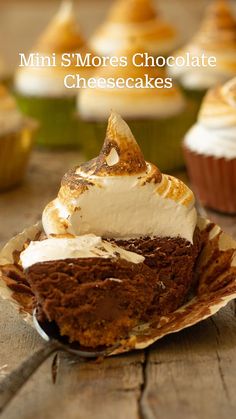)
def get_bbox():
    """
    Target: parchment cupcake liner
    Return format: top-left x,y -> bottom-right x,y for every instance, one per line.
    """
0,118 -> 38,191
184,146 -> 236,214
0,216 -> 236,356
80,101 -> 196,173
15,94 -> 80,149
